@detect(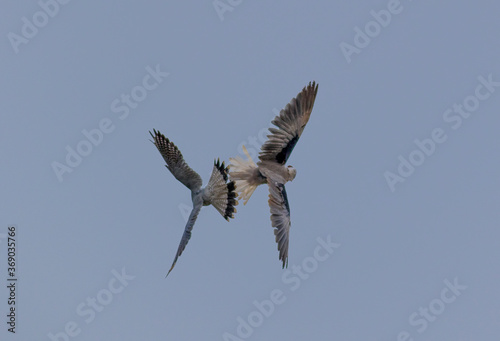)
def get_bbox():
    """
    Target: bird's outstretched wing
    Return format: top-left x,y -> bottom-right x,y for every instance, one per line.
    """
268,181 -> 291,268
166,202 -> 203,277
259,81 -> 318,165
150,129 -> 203,191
